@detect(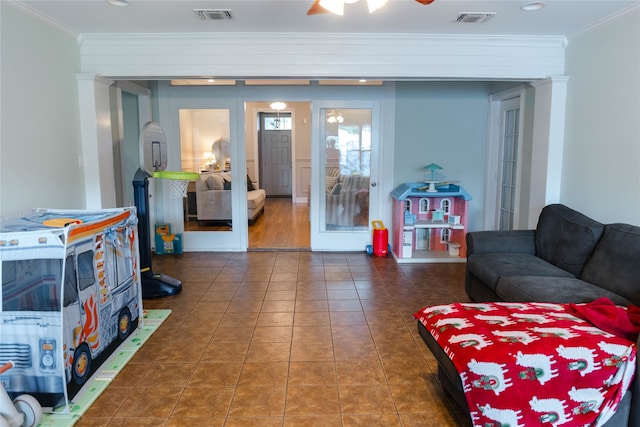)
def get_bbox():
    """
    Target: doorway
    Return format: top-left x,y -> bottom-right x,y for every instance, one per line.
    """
249,107 -> 310,250
486,86 -> 526,230
259,112 -> 293,197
